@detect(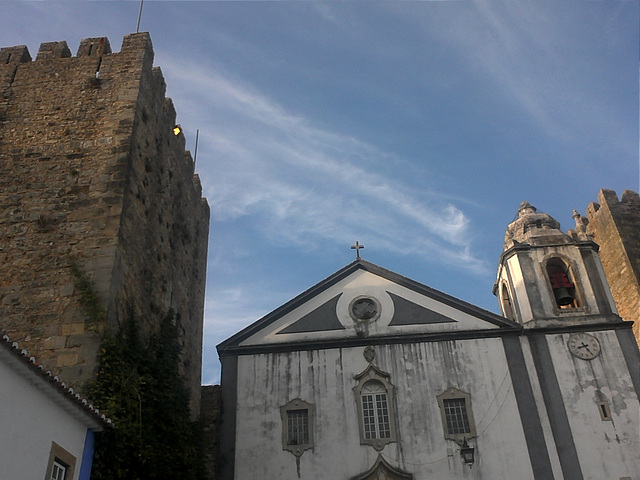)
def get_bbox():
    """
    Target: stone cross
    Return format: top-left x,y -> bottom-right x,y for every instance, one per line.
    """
351,241 -> 364,260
